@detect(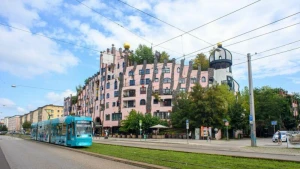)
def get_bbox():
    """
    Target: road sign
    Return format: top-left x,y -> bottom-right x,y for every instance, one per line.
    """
139,120 -> 142,126
225,121 -> 229,126
186,123 -> 189,129
249,115 -> 253,121
271,121 -> 277,125
186,119 -> 189,124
